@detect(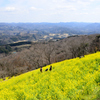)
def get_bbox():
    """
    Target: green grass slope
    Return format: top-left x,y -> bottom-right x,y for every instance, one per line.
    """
0,52 -> 100,100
